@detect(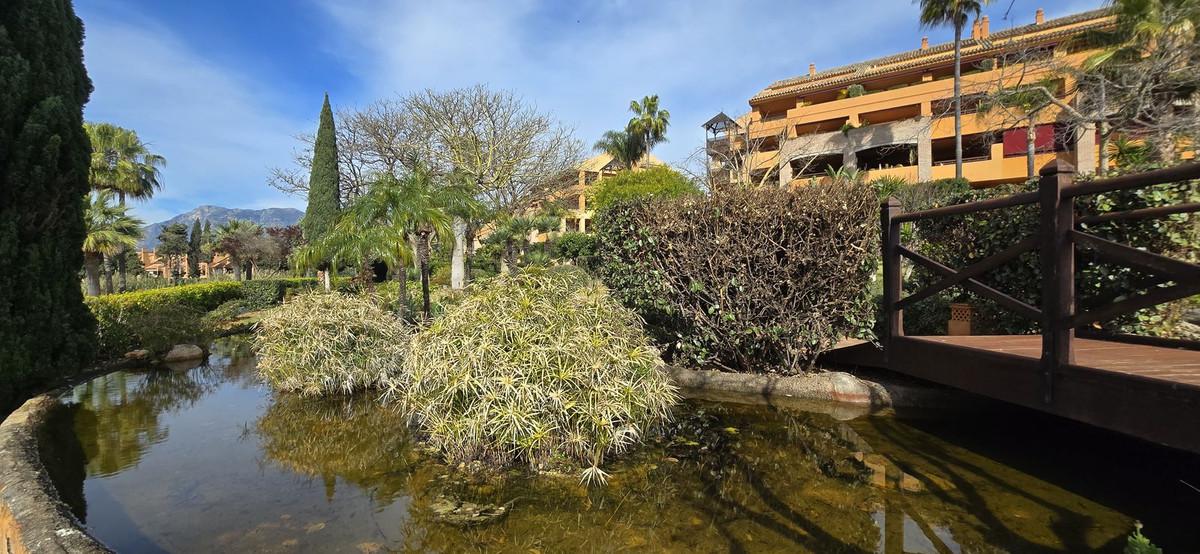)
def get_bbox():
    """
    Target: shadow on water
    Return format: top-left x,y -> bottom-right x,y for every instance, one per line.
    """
34,336 -> 1197,553
868,398 -> 1200,551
